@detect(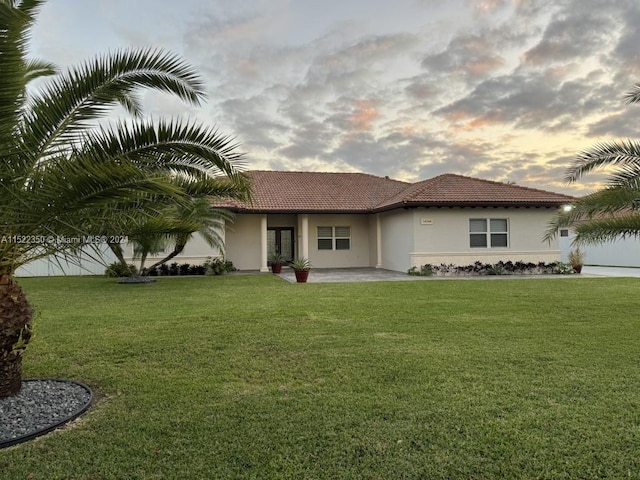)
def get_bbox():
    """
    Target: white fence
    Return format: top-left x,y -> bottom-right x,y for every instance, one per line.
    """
560,230 -> 640,267
15,248 -> 116,277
